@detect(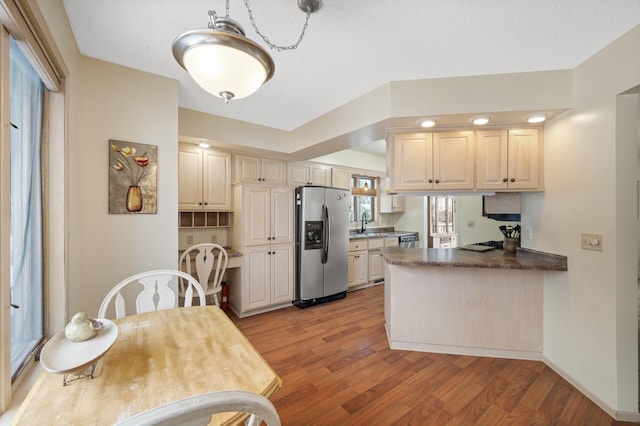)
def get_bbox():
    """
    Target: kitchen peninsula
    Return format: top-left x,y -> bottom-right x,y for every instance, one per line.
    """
381,246 -> 567,360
